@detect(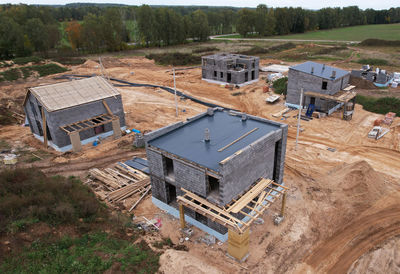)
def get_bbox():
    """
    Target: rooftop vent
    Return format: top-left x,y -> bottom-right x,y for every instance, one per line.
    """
204,128 -> 210,142
331,70 -> 336,78
311,67 -> 314,74
322,64 -> 326,70
241,114 -> 247,121
207,108 -> 214,116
